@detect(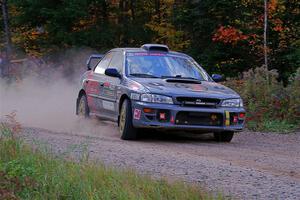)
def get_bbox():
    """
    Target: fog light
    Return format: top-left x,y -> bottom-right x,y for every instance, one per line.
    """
239,113 -> 246,119
159,113 -> 166,120
211,114 -> 217,121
